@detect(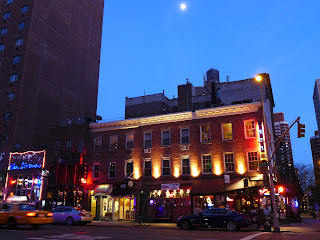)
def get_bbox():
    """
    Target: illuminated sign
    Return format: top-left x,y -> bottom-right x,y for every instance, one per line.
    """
257,122 -> 267,161
161,183 -> 180,190
9,151 -> 45,170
